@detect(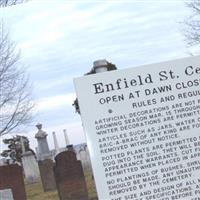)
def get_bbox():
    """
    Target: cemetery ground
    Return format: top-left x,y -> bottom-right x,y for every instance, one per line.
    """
0,126 -> 97,199
25,171 -> 97,200
25,182 -> 59,200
